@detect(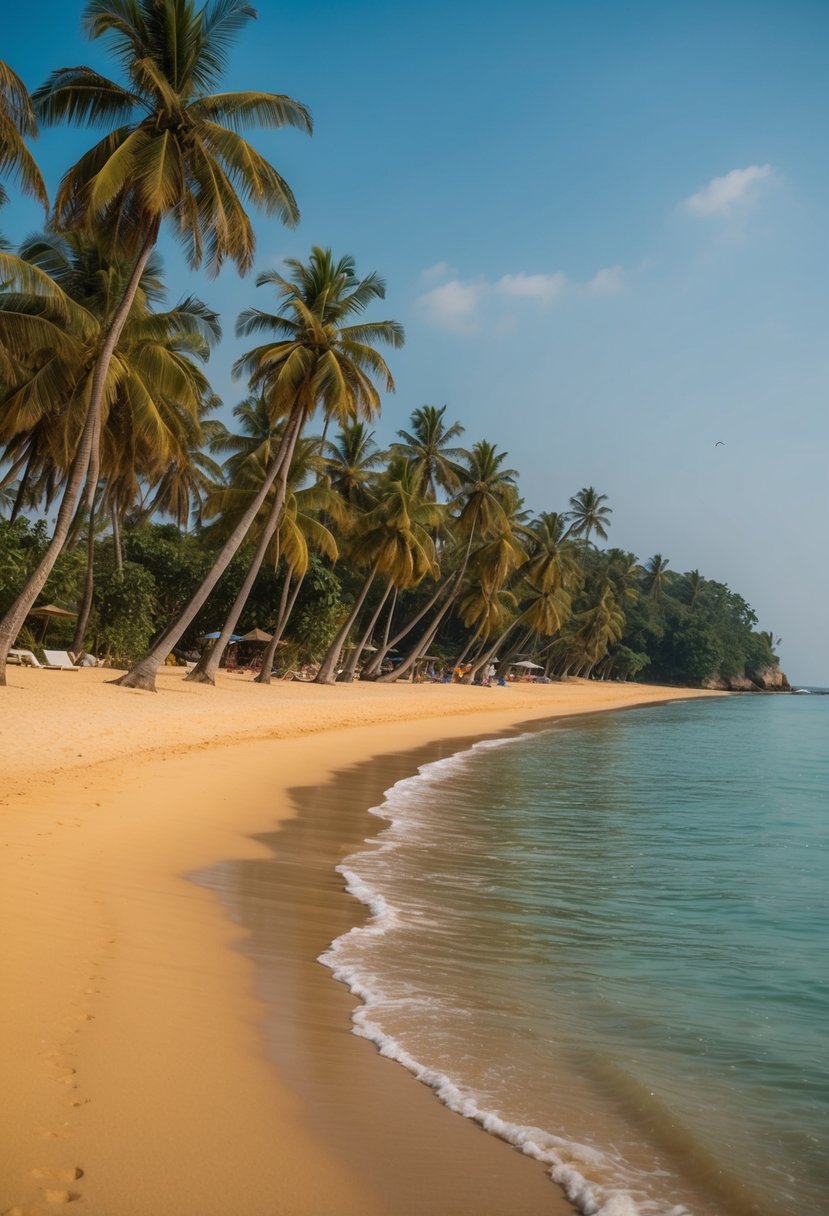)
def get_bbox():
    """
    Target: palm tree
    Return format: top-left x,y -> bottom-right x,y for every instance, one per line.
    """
315,456 -> 441,684
391,404 -> 466,499
644,553 -> 670,601
119,248 -> 404,689
325,422 -> 384,509
214,393 -> 284,484
0,231 -> 219,657
195,434 -> 340,684
375,440 -> 519,682
524,512 -> 582,594
0,0 -> 310,686
566,486 -> 612,544
683,568 -> 704,610
0,59 -> 47,209
568,582 -> 625,676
